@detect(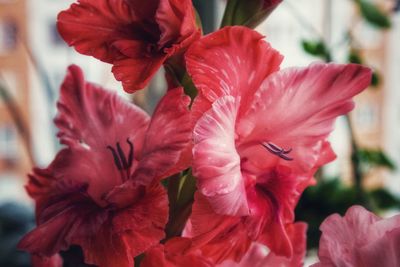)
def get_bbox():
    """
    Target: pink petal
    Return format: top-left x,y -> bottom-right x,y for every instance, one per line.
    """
238,63 -> 372,174
134,87 -> 192,185
357,228 -> 400,267
193,96 -> 248,216
315,205 -> 400,267
186,26 -> 282,103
